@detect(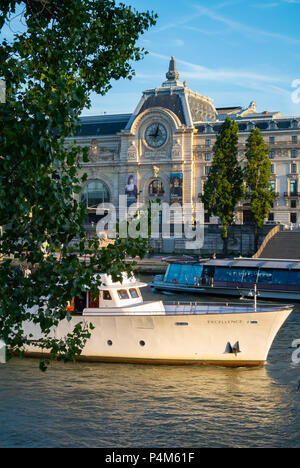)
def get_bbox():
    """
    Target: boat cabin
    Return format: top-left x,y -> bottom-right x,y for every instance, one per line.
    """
163,260 -> 206,287
162,258 -> 300,292
202,258 -> 300,291
72,273 -> 148,314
